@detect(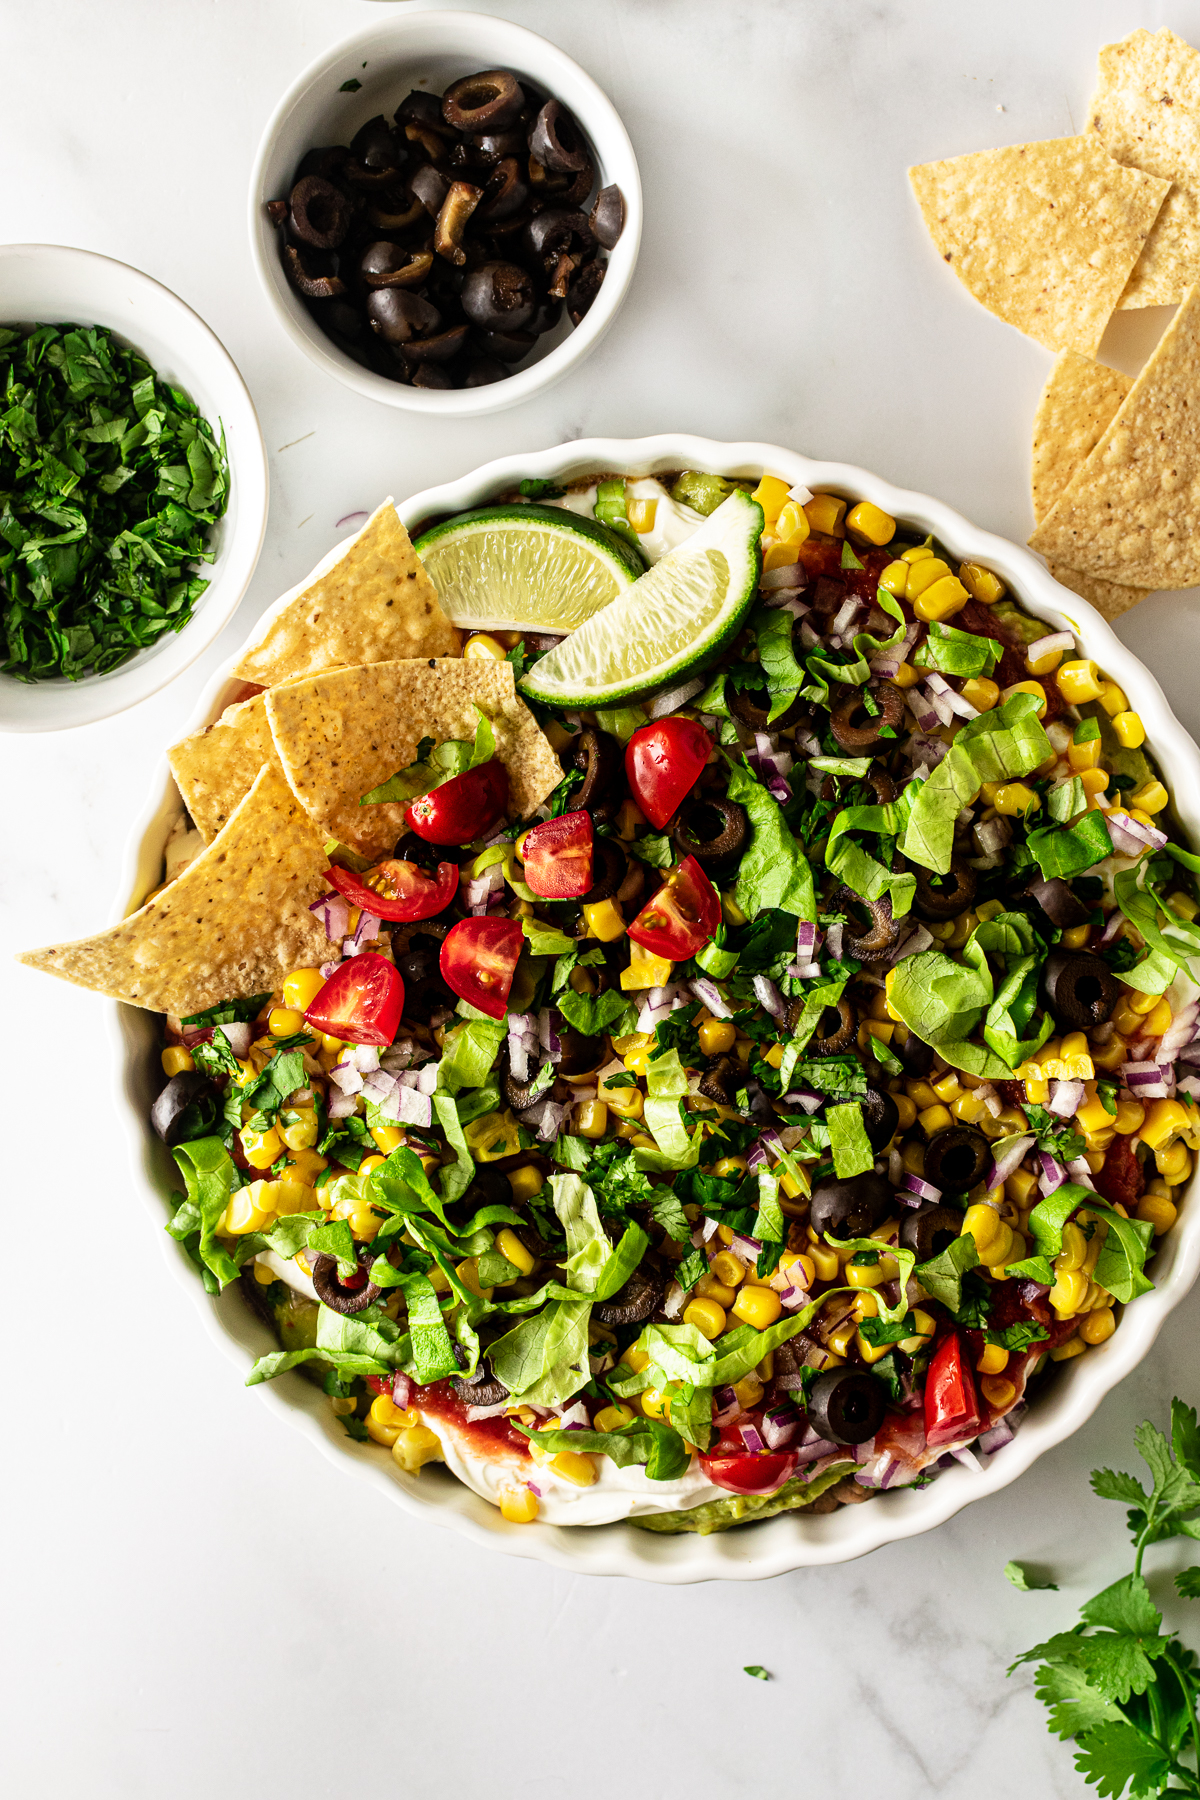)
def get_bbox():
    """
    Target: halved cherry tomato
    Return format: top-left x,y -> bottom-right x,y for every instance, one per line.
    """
439,916 -> 524,1020
325,859 -> 459,923
923,1330 -> 982,1449
628,854 -> 721,960
407,761 -> 509,846
303,952 -> 404,1047
625,717 -> 710,829
521,810 -> 594,899
698,1448 -> 799,1496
